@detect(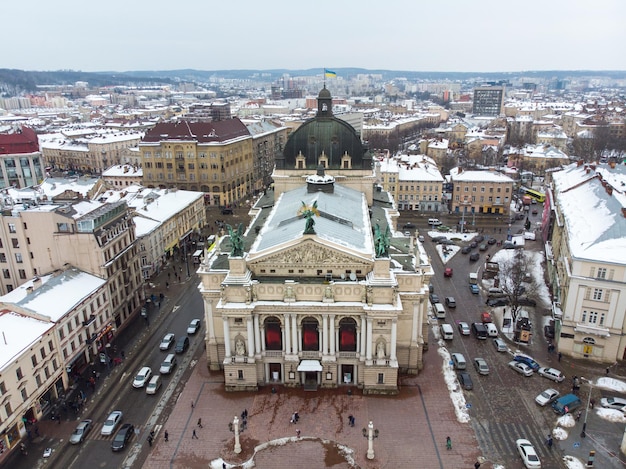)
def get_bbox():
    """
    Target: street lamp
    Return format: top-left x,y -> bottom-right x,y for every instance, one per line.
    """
580,377 -> 593,438
361,420 -> 379,460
